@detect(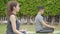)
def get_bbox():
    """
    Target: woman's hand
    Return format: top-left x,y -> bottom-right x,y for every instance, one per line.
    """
17,32 -> 23,34
19,32 -> 23,34
20,28 -> 26,32
20,29 -> 26,32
